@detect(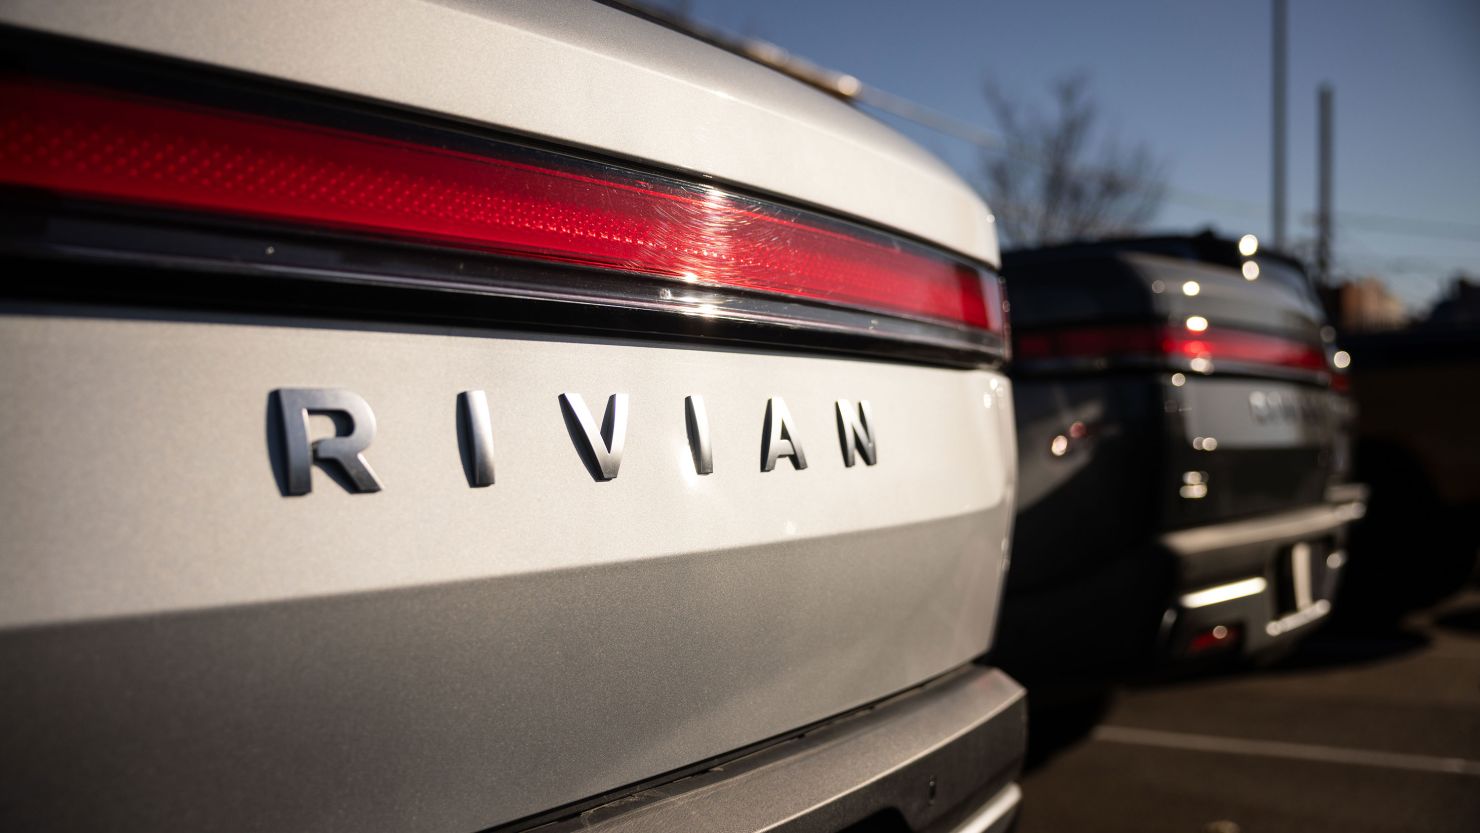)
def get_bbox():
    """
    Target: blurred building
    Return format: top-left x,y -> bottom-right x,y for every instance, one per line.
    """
1330,276 -> 1408,333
